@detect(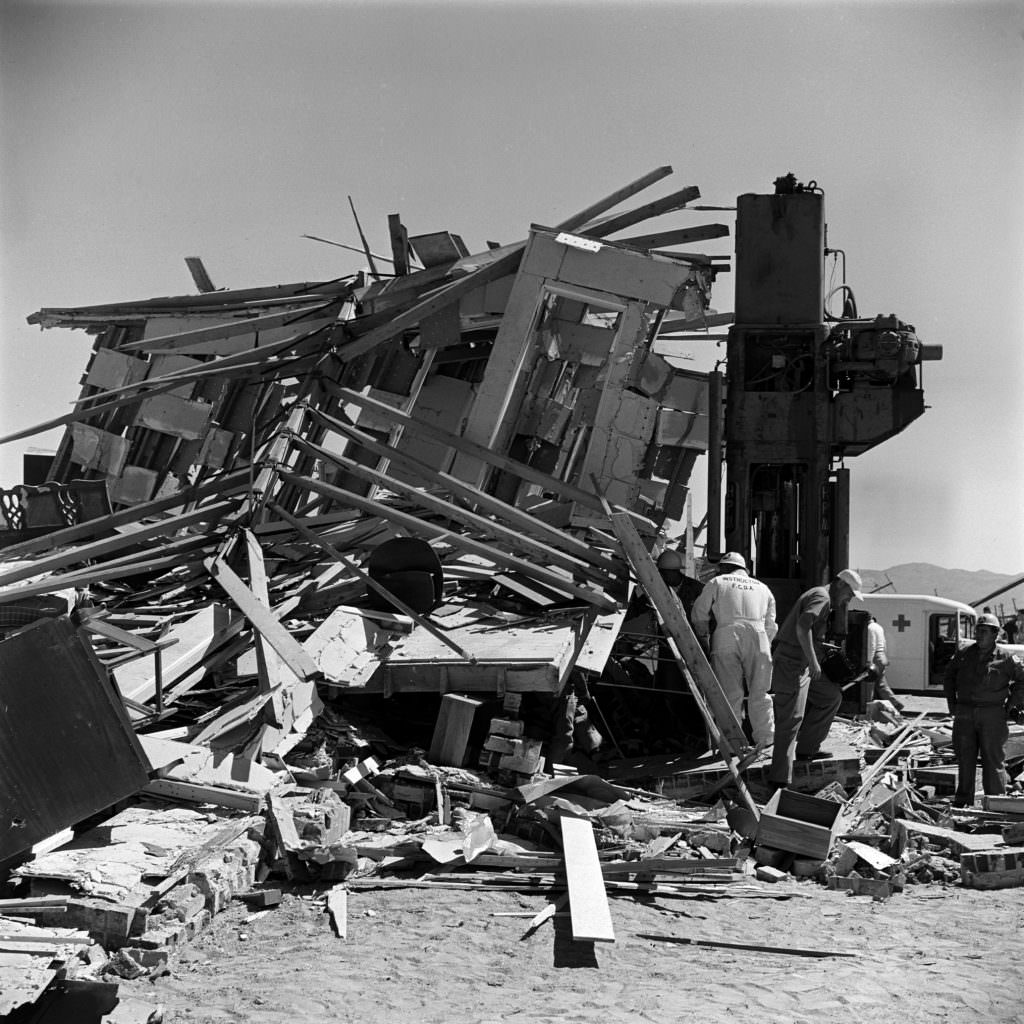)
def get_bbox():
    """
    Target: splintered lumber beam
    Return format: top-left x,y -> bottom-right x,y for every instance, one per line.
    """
0,332 -> 324,446
610,513 -> 760,820
0,469 -> 251,559
289,436 -> 612,587
610,513 -> 746,751
267,501 -> 478,663
277,471 -> 618,612
337,246 -> 524,362
320,381 -> 618,519
119,299 -> 343,354
561,816 -> 615,943
204,555 -> 321,681
326,885 -> 348,938
297,414 -> 623,580
0,536 -> 215,605
0,498 -> 240,592
244,527 -> 290,695
583,185 -> 702,239
617,224 -> 730,250
555,166 -> 673,232
143,778 -> 262,813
